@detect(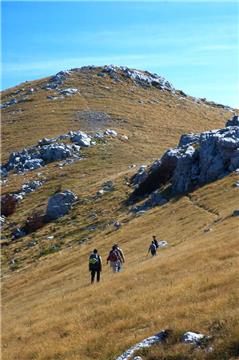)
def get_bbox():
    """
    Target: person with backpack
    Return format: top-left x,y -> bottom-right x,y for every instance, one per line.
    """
89,249 -> 102,284
148,240 -> 157,256
107,245 -> 123,272
152,235 -> 159,249
114,243 -> 125,271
